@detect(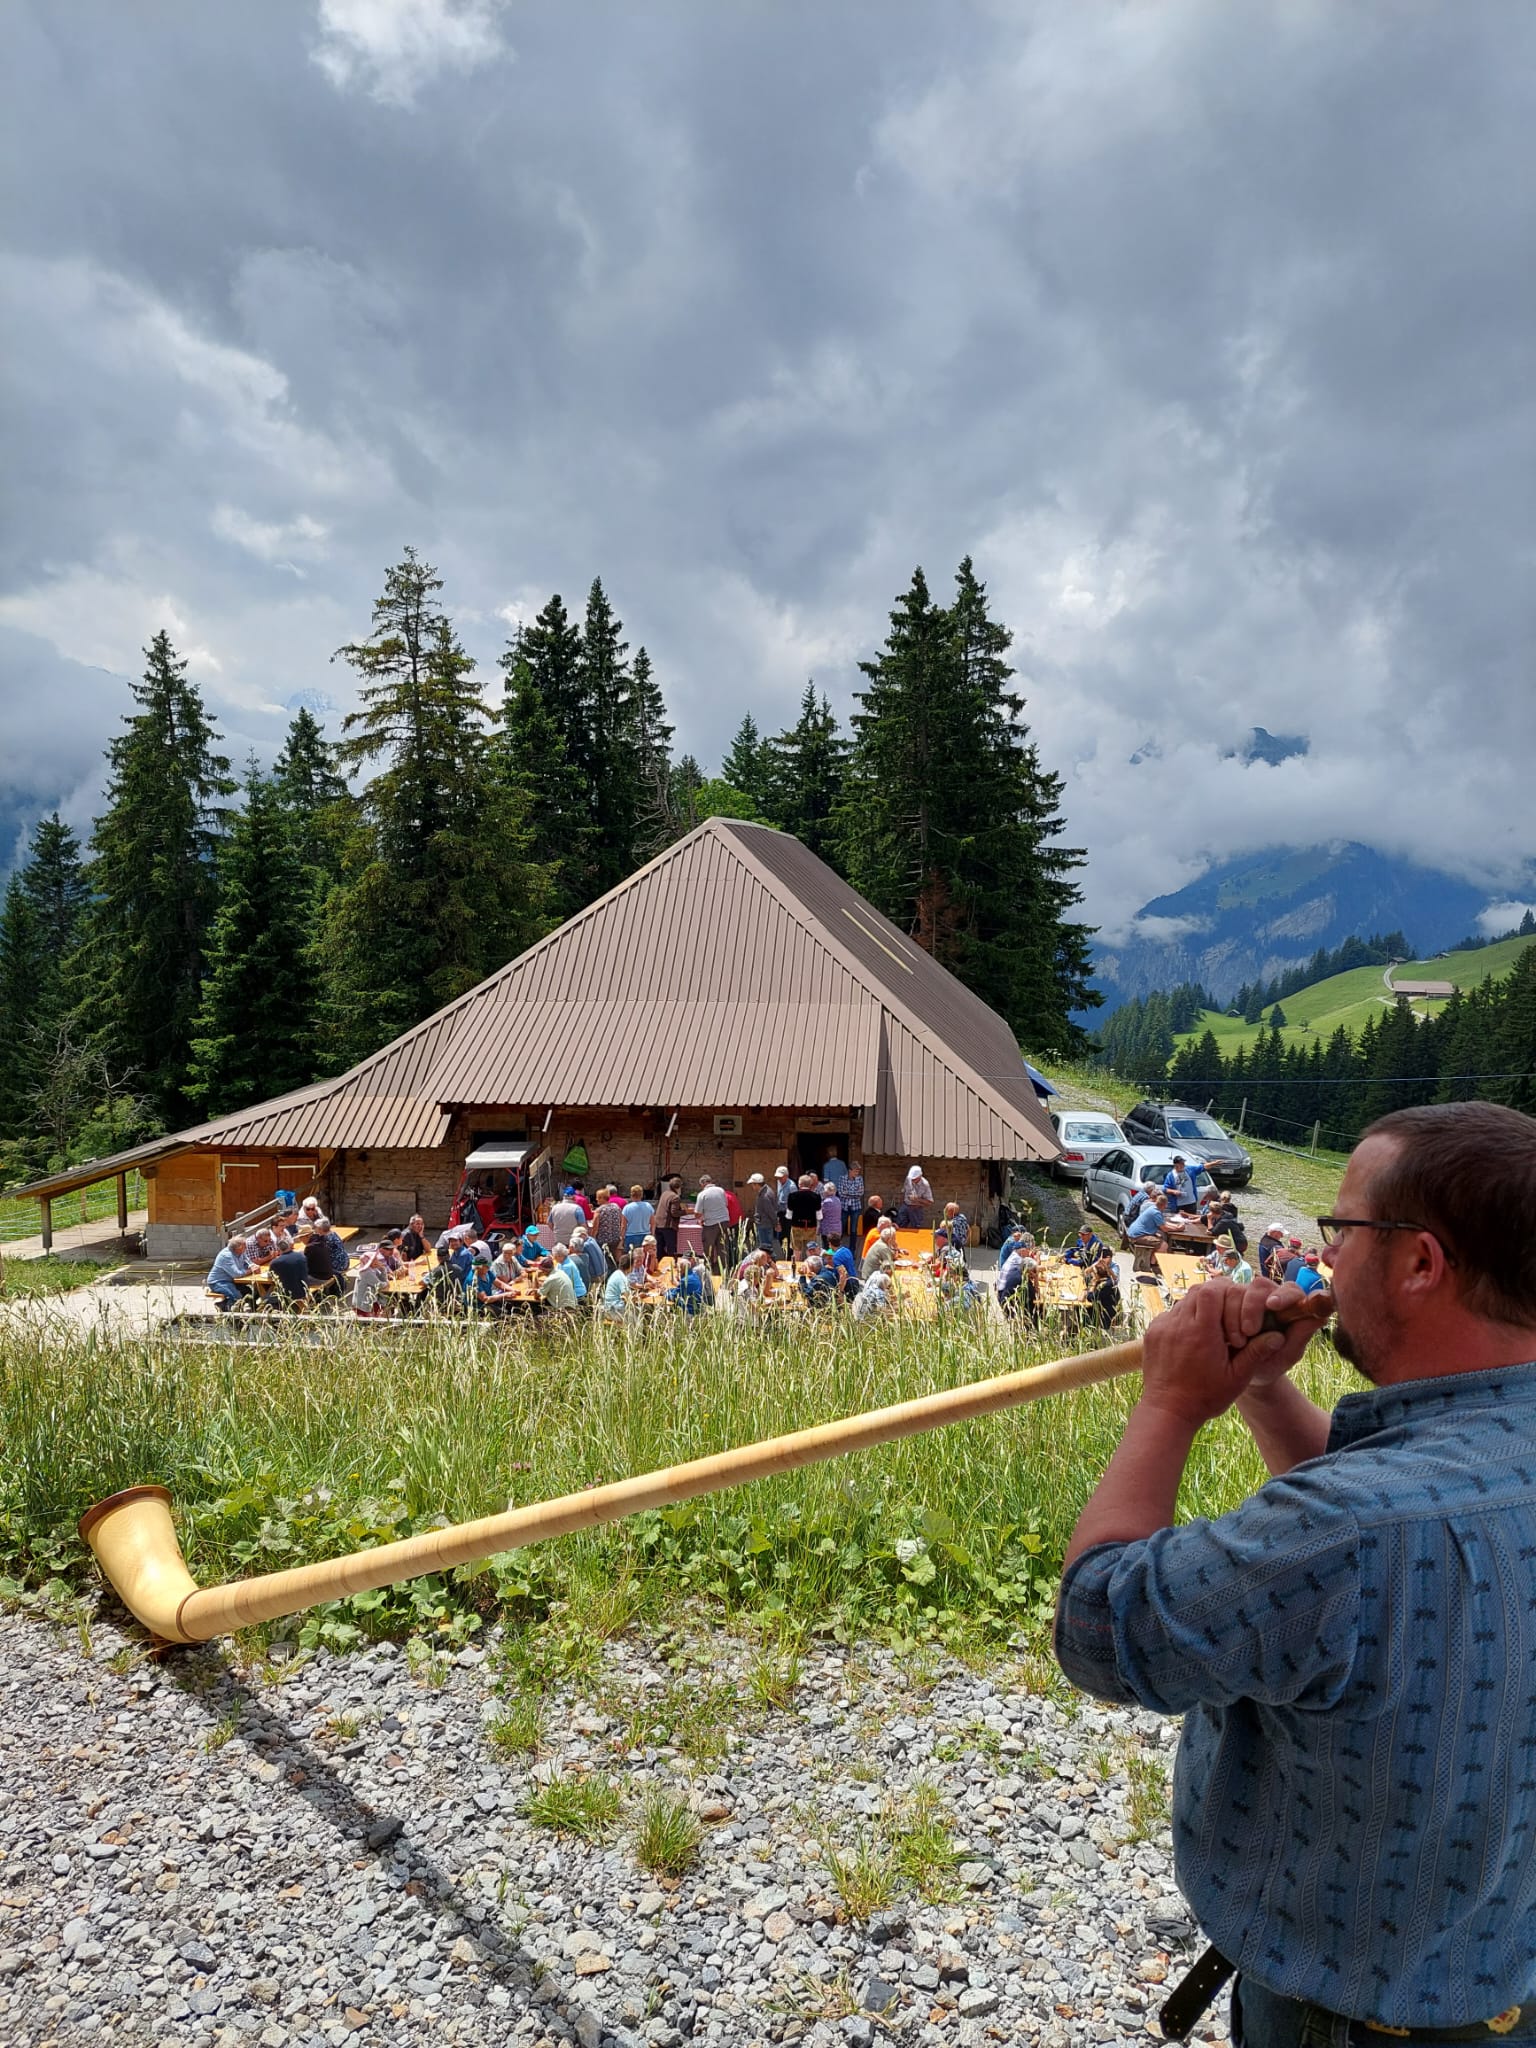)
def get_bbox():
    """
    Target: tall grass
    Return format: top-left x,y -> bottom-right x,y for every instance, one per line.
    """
0,1310 -> 1355,1649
